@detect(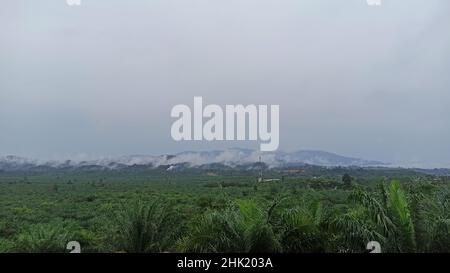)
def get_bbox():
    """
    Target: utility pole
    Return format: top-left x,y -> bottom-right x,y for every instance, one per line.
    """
258,155 -> 263,182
